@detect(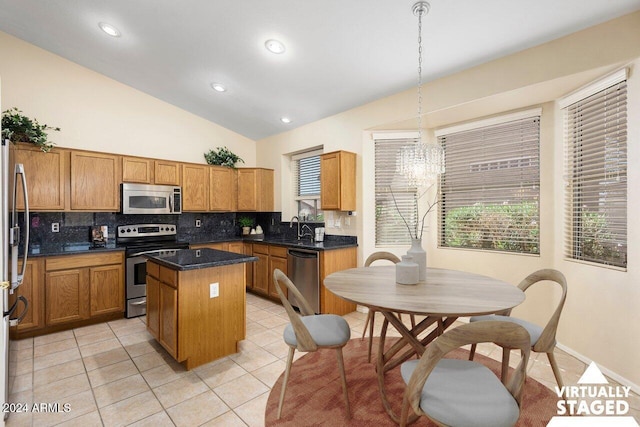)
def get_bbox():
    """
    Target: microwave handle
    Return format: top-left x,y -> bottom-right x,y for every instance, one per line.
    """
169,194 -> 174,213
